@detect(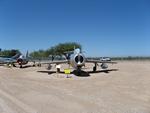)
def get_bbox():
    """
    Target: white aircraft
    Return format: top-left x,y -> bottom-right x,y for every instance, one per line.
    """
42,48 -> 117,74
